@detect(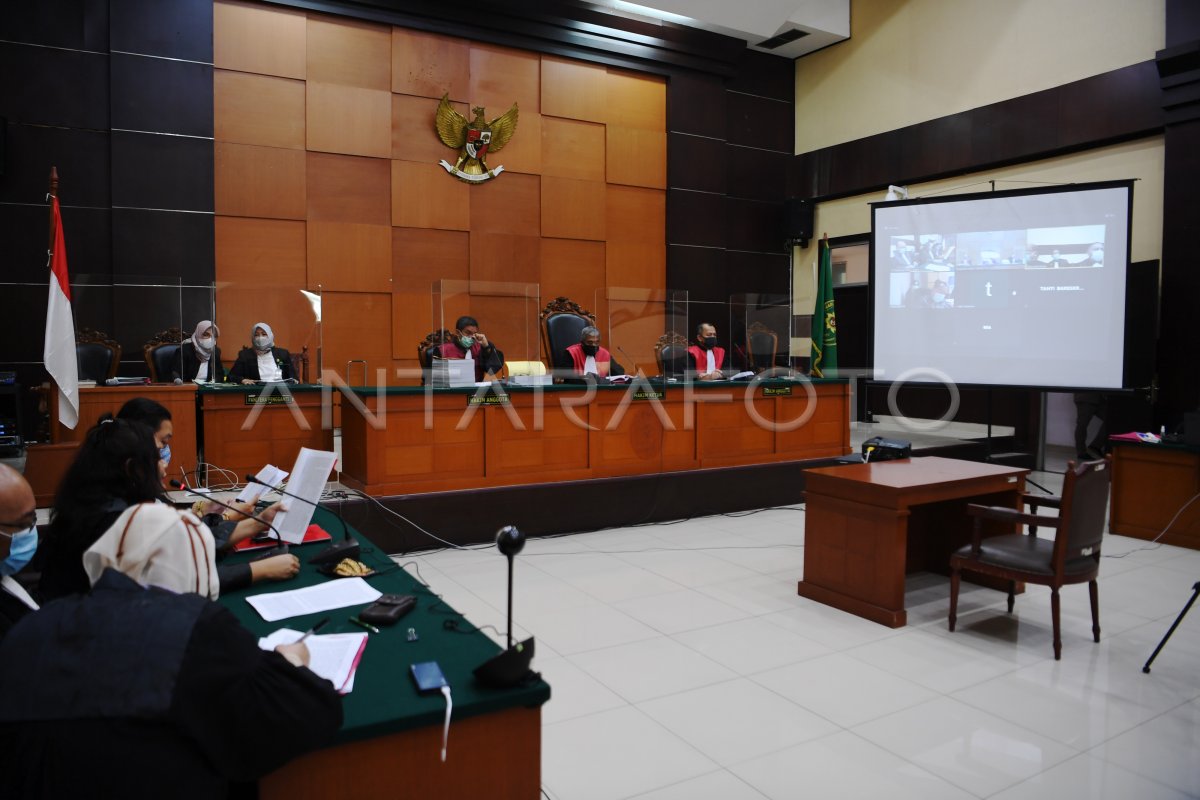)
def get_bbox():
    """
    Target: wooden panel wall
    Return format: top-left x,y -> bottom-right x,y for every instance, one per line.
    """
213,1 -> 667,383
